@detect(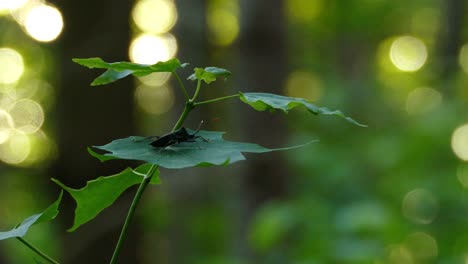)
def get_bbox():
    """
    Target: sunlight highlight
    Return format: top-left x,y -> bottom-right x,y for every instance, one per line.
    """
24,4 -> 63,42
129,34 -> 177,64
132,0 -> 177,34
452,123 -> 468,161
0,48 -> 24,84
402,189 -> 438,224
135,84 -> 174,115
390,36 -> 427,72
405,87 -> 442,115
